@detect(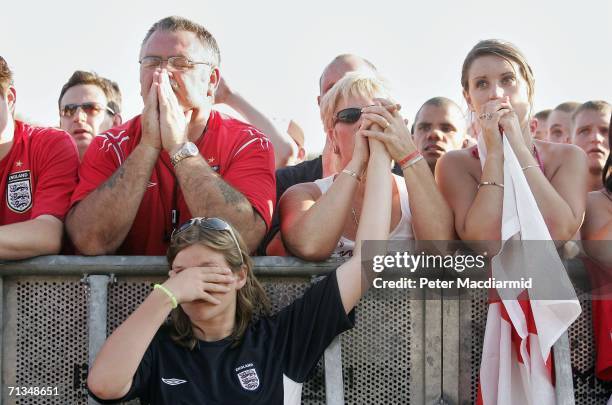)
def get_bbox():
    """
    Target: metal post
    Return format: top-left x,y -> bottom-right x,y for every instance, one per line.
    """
553,331 -> 575,405
425,292 -> 443,403
409,293 -> 425,404
323,336 -> 344,405
86,275 -> 111,405
441,286 -> 460,404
